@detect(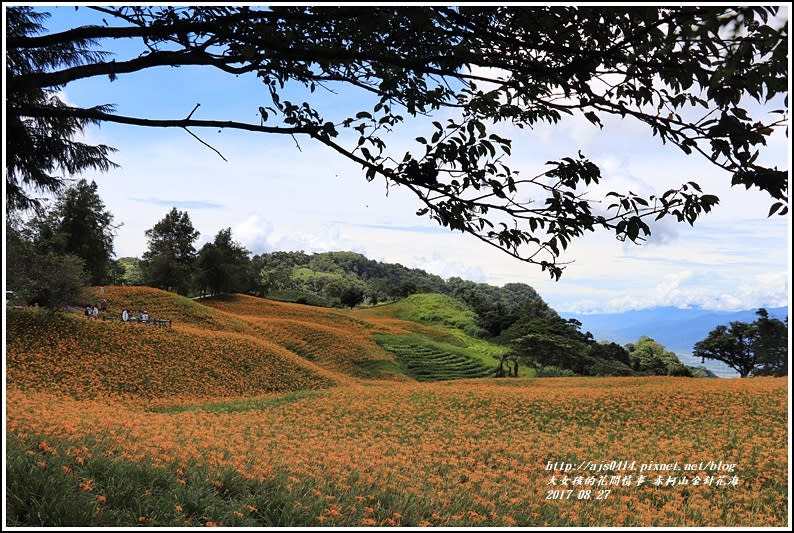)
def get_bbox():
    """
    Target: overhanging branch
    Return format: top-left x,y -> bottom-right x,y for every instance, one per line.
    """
15,103 -> 319,136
